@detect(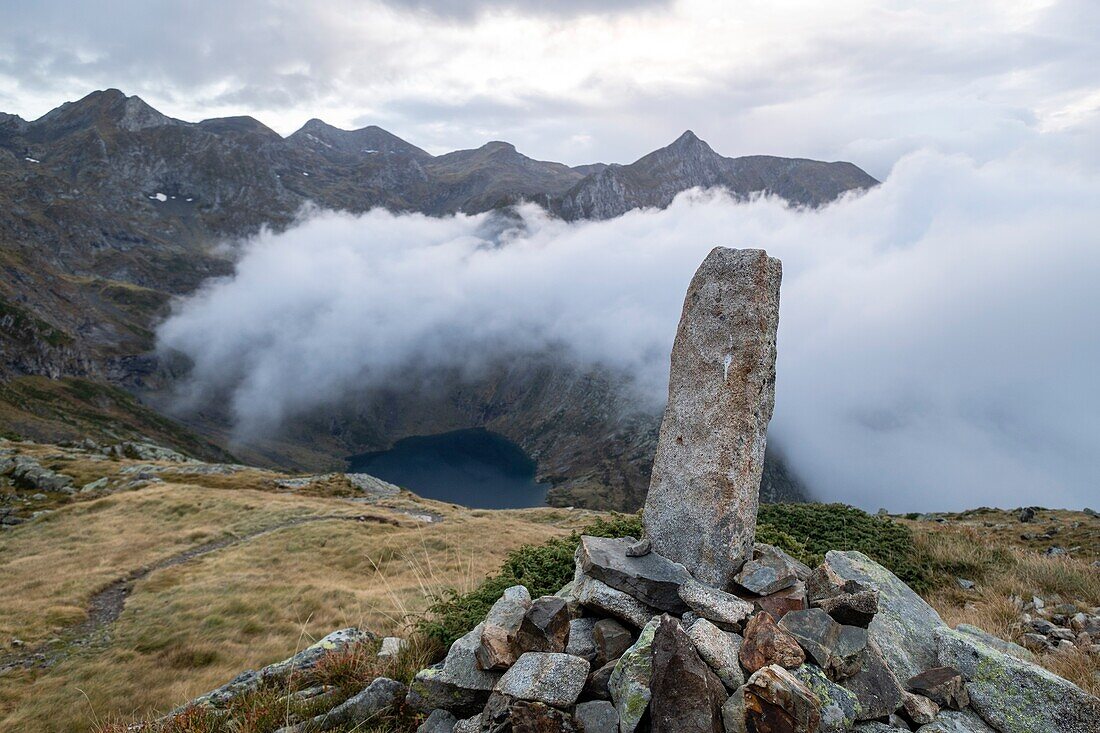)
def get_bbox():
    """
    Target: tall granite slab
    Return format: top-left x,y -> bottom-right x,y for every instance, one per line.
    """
643,247 -> 782,589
